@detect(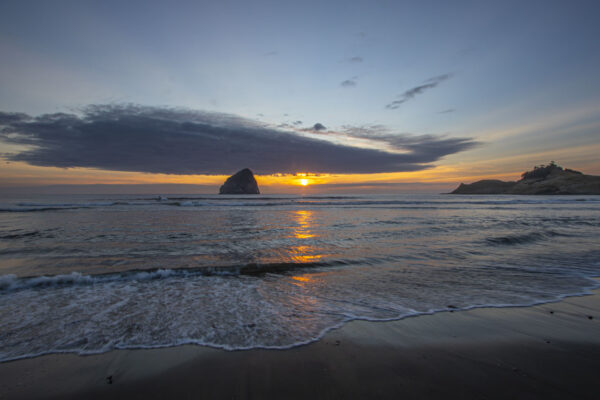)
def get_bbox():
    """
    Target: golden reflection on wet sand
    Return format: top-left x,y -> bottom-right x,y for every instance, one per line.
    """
288,274 -> 320,311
